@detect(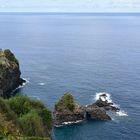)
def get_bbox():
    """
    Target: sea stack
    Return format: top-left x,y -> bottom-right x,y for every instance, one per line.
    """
0,49 -> 25,97
53,92 -> 86,126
